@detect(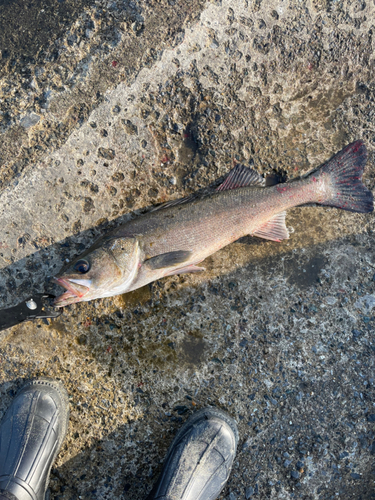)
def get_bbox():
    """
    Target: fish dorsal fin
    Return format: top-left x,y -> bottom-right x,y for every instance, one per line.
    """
217,164 -> 265,191
150,195 -> 195,212
252,211 -> 289,242
151,164 -> 266,212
